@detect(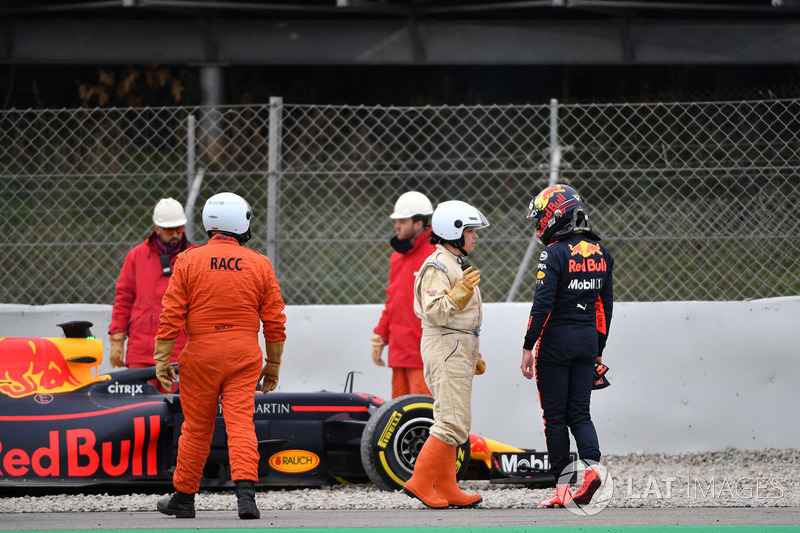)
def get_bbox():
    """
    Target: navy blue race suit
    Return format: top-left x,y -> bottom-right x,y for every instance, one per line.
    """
523,232 -> 614,480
